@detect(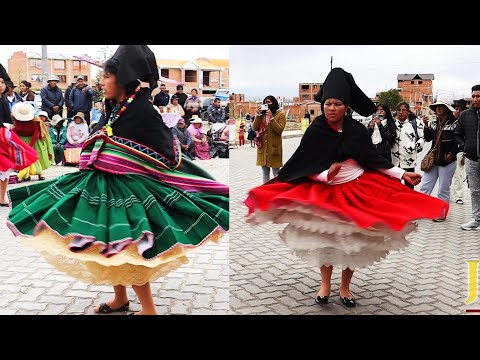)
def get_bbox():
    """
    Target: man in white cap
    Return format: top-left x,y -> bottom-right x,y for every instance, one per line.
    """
40,75 -> 64,118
